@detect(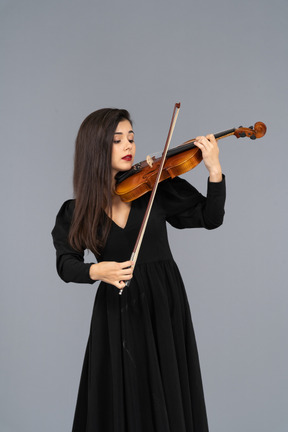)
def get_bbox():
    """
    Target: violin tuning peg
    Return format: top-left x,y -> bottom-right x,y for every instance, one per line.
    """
238,125 -> 243,128
249,134 -> 256,140
239,132 -> 246,138
249,126 -> 253,130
